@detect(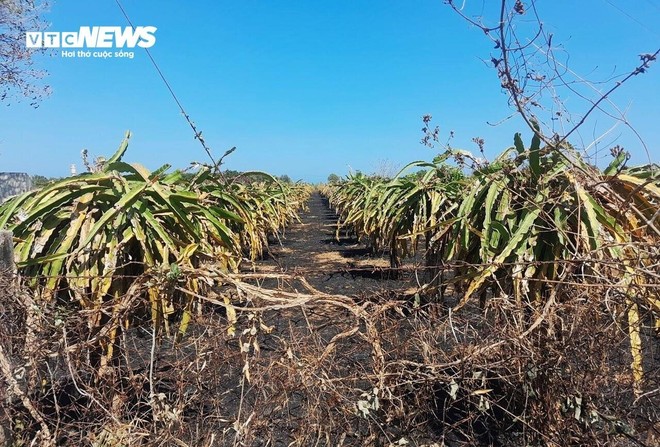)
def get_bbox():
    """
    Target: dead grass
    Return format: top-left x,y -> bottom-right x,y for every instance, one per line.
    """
1,268 -> 658,446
